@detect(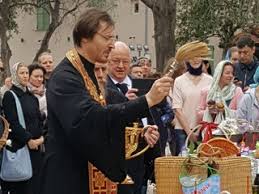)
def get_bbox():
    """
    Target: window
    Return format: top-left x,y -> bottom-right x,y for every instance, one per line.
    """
134,2 -> 139,13
132,0 -> 140,14
208,45 -> 215,61
36,0 -> 50,31
208,45 -> 215,72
